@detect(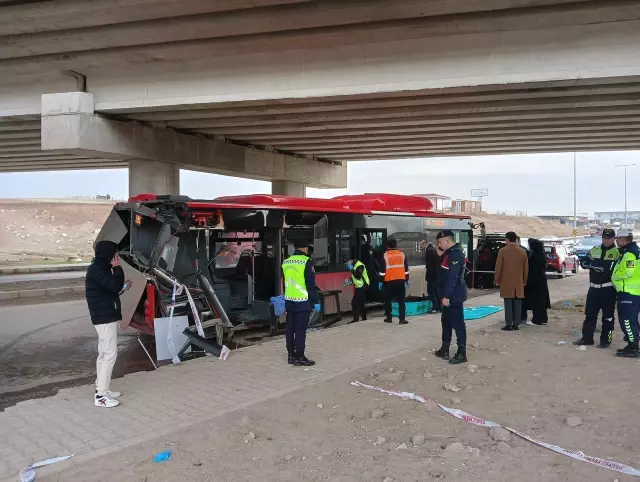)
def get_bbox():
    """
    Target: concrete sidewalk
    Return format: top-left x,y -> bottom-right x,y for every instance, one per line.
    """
0,263 -> 88,276
0,276 -> 586,481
